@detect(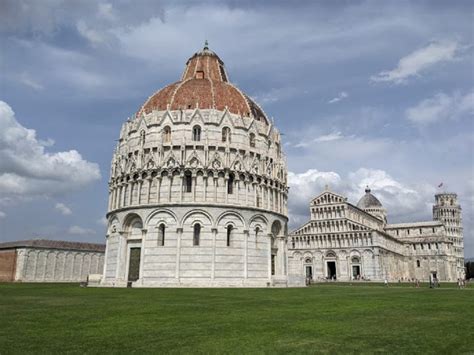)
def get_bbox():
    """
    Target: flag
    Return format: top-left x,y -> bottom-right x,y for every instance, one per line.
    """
438,182 -> 443,188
